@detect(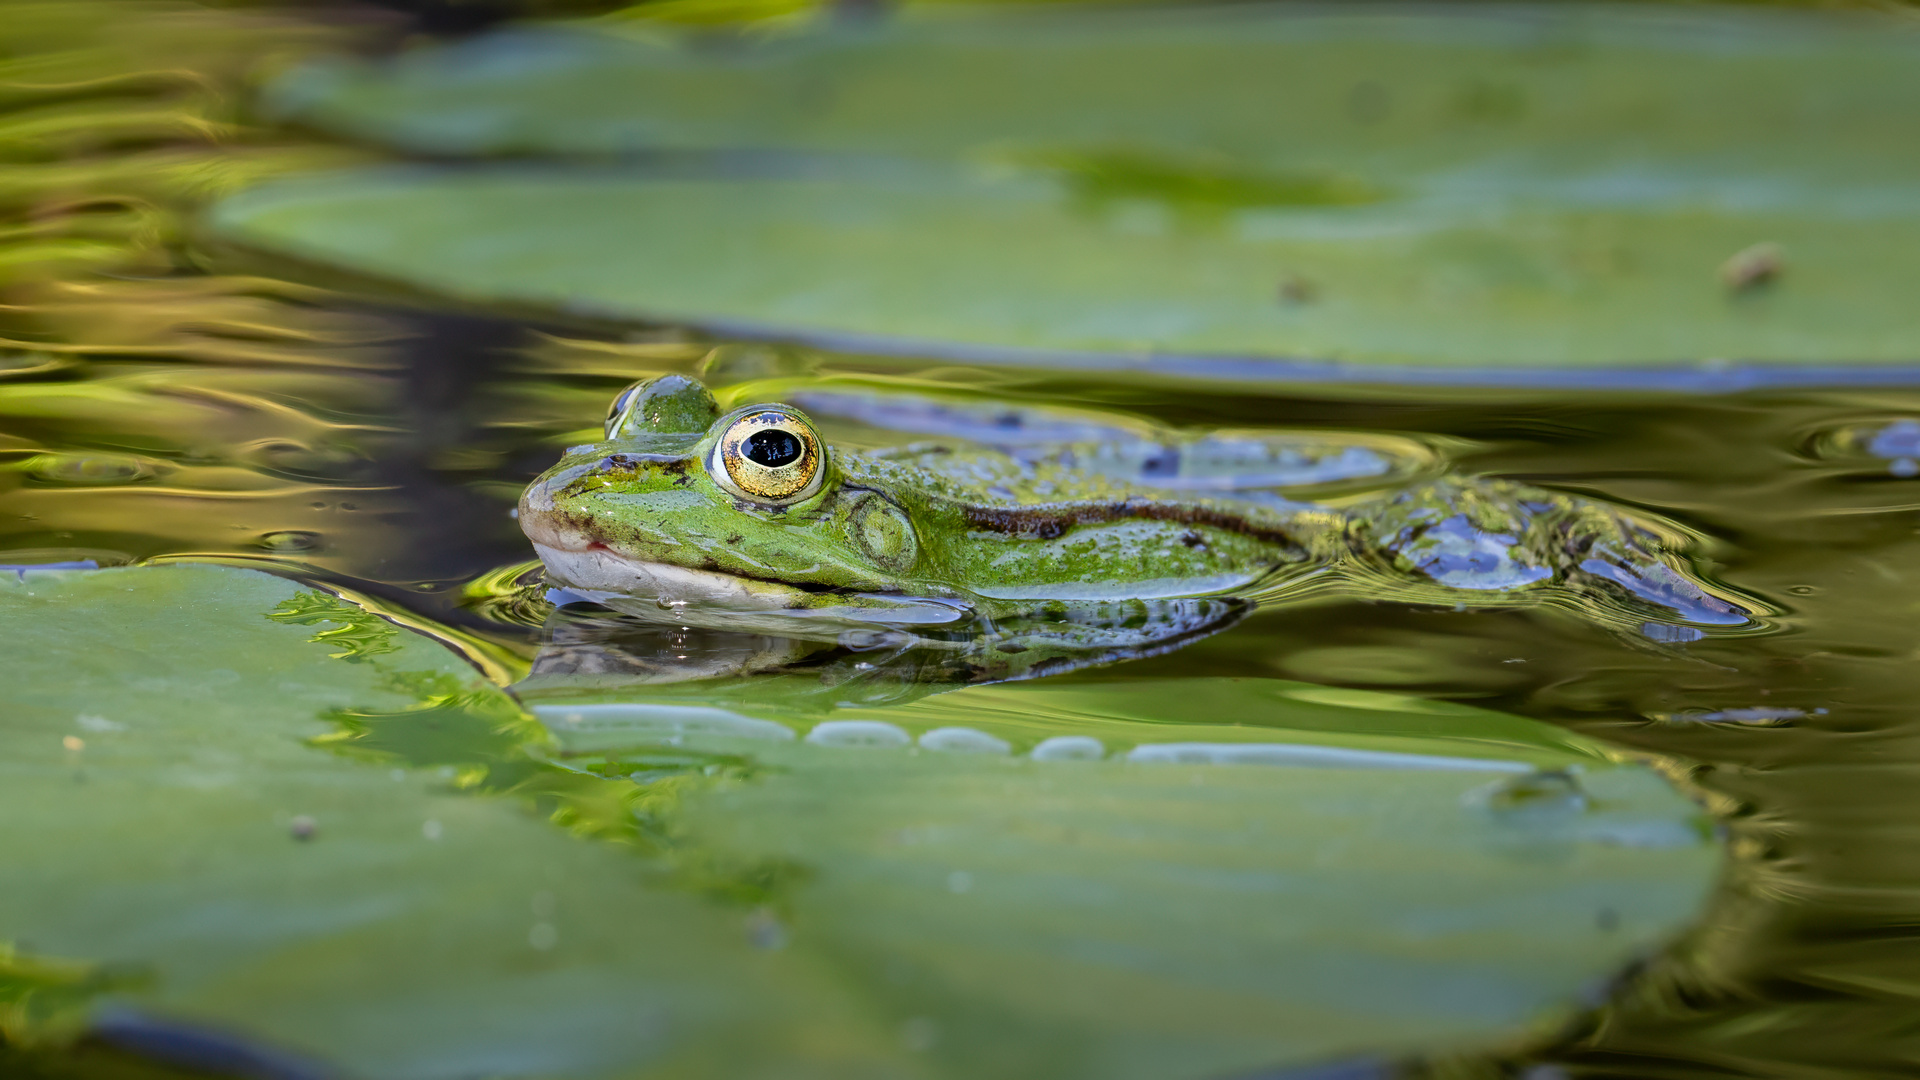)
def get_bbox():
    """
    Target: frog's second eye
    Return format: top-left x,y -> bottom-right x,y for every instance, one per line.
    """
604,384 -> 644,438
710,407 -> 824,506
605,375 -> 719,439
